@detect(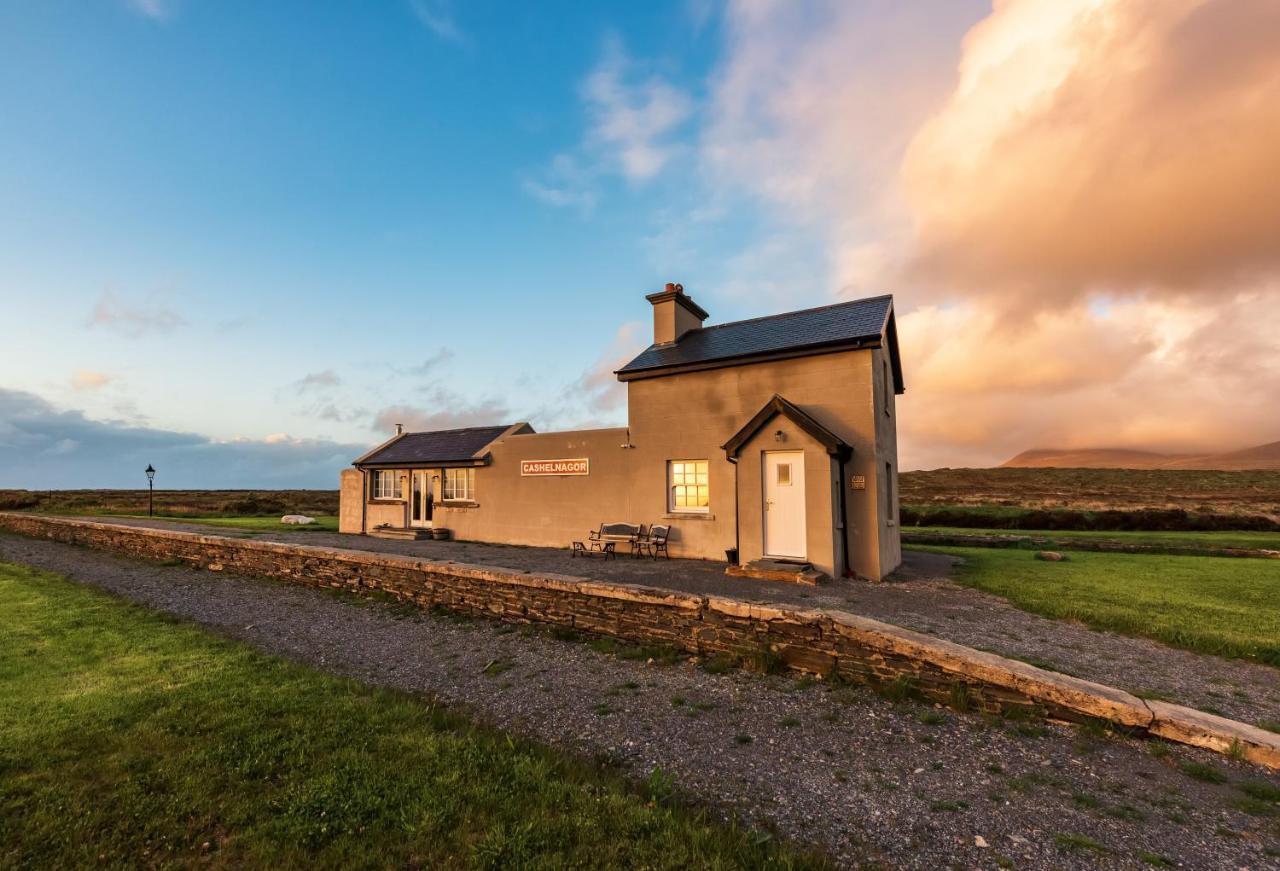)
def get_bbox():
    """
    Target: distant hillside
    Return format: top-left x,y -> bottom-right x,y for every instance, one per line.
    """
1002,441 -> 1280,471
